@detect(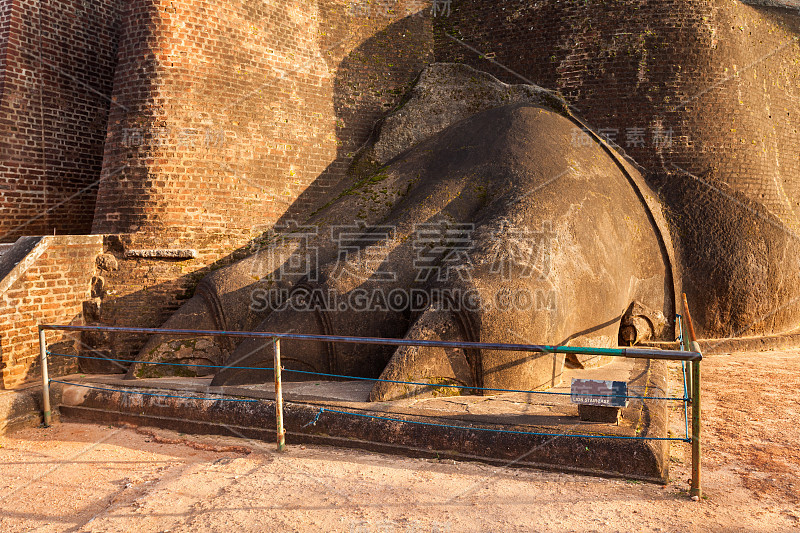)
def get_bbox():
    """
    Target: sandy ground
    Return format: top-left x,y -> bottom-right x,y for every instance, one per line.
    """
1,349 -> 799,532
